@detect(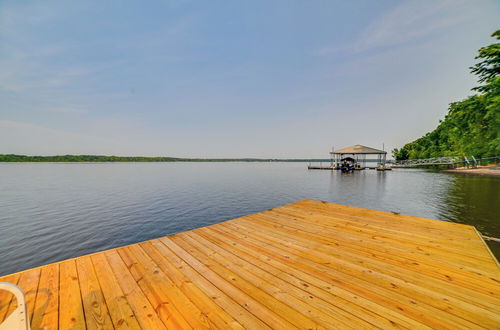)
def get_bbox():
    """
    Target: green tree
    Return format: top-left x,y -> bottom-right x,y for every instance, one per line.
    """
471,30 -> 500,93
394,30 -> 500,160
